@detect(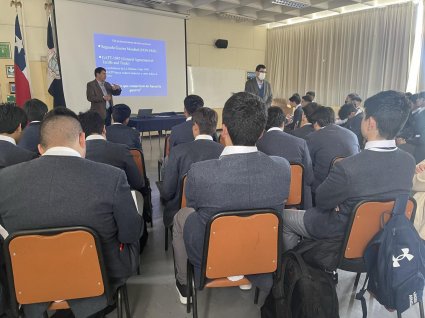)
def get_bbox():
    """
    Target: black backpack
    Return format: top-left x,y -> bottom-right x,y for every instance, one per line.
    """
356,194 -> 425,317
261,249 -> 340,318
